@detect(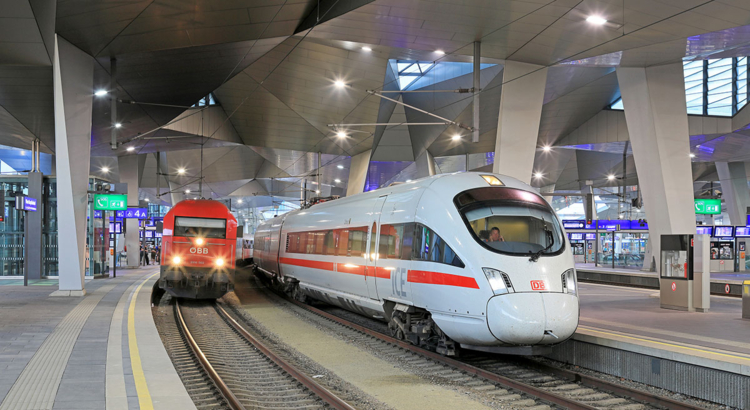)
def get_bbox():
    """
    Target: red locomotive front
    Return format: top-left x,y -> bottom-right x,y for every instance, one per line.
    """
159,199 -> 238,299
